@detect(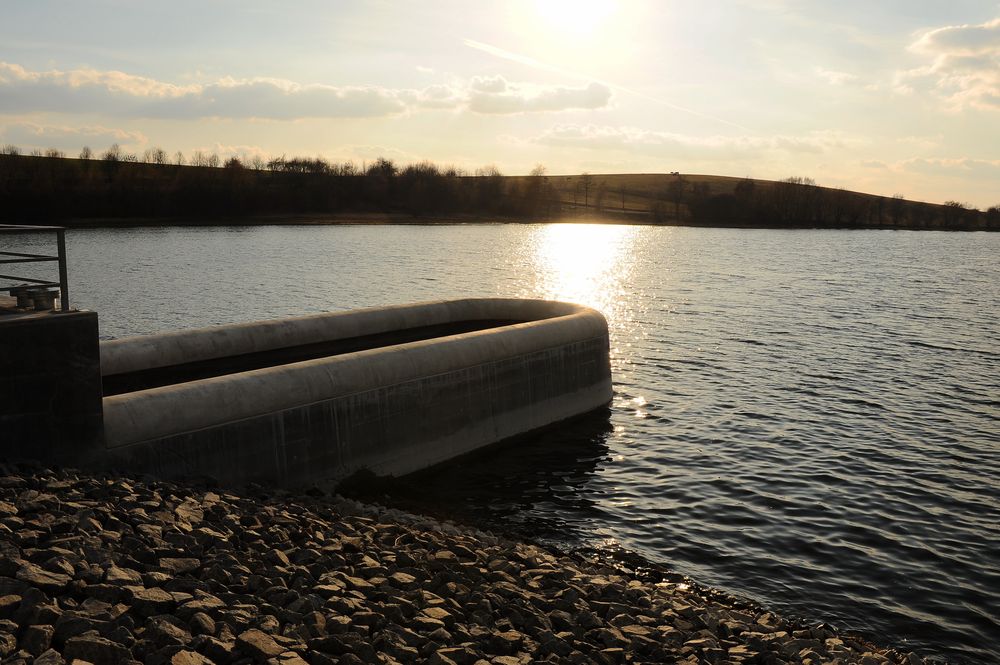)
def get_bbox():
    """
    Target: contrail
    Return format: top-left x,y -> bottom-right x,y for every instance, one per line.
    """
462,38 -> 751,132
